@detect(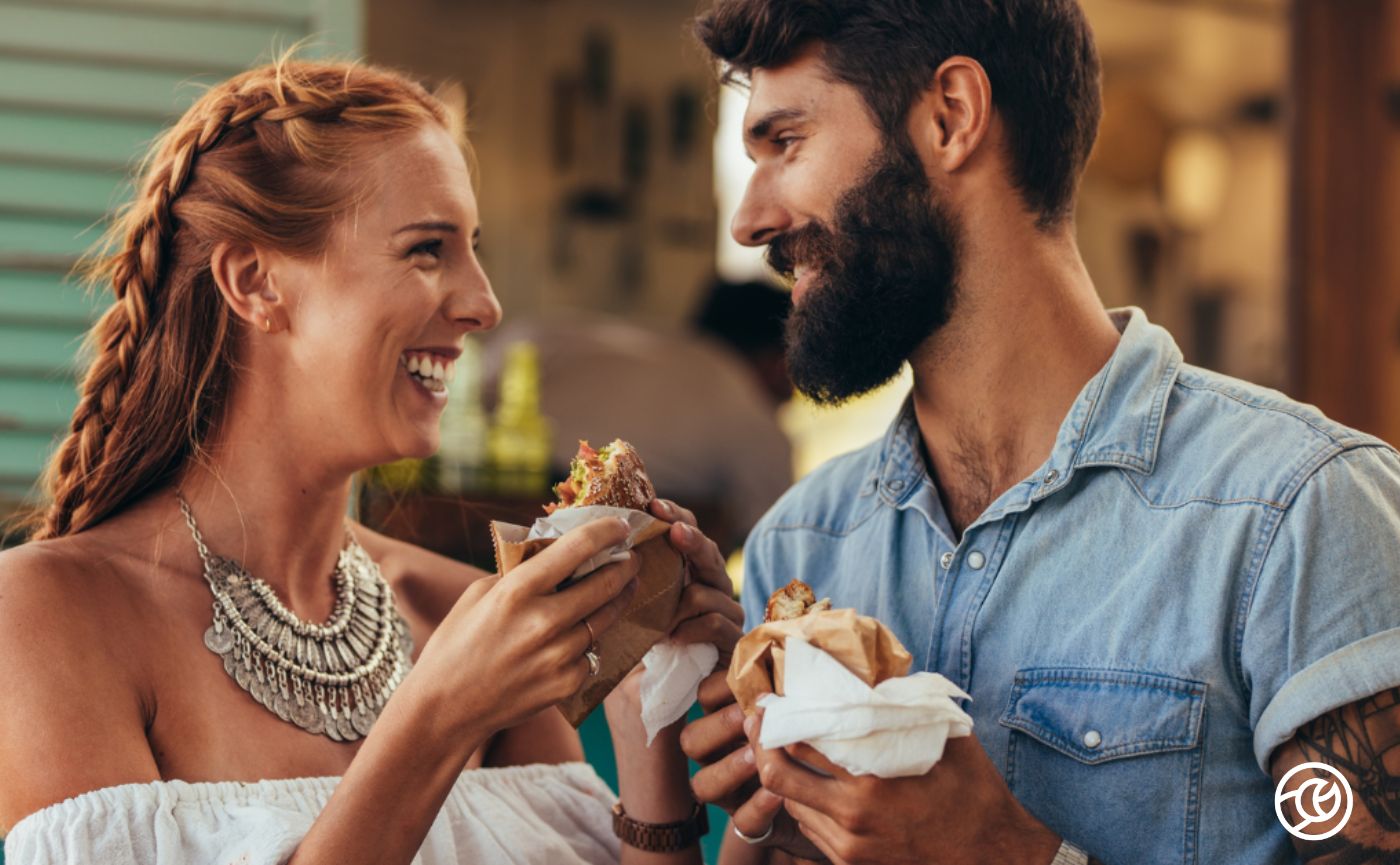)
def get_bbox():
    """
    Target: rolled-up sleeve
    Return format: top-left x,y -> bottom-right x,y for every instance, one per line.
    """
1242,443 -> 1400,771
